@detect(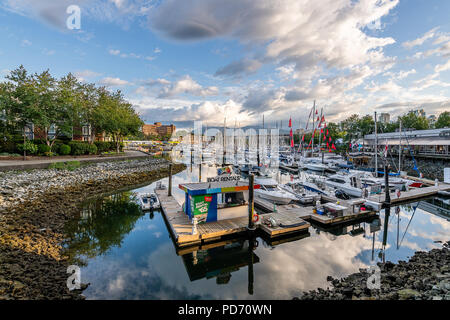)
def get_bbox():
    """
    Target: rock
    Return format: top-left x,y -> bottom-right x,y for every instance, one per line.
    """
398,289 -> 420,300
